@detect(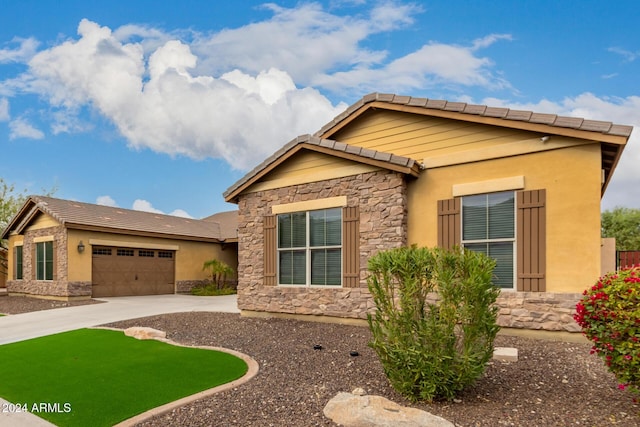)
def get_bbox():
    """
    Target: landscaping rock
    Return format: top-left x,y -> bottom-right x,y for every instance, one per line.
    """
323,392 -> 454,427
124,326 -> 167,340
